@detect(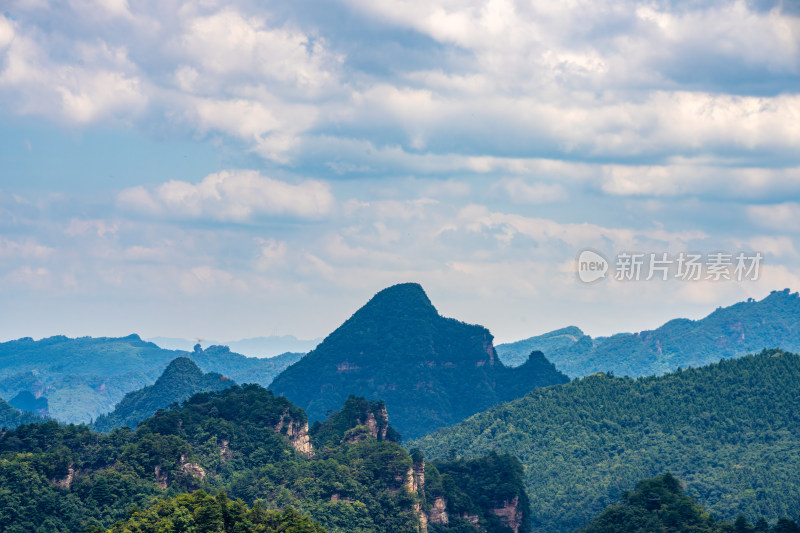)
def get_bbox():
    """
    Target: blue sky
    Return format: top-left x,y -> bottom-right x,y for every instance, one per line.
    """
1,0 -> 799,345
